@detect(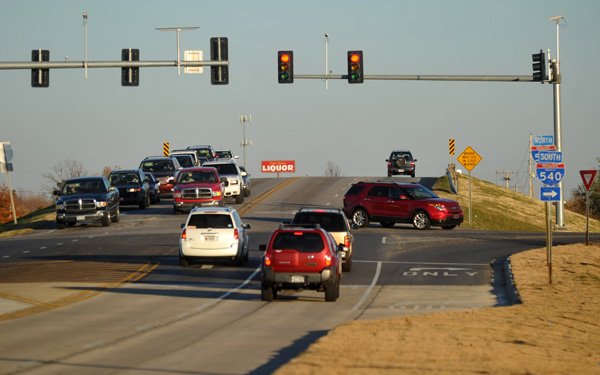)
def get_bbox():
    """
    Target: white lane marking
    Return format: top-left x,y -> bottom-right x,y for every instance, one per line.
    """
382,236 -> 387,244
23,250 -> 31,253
2,255 -> 10,259
194,267 -> 261,313
57,242 -> 64,246
354,260 -> 488,267
353,261 -> 381,311
72,239 -> 79,242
